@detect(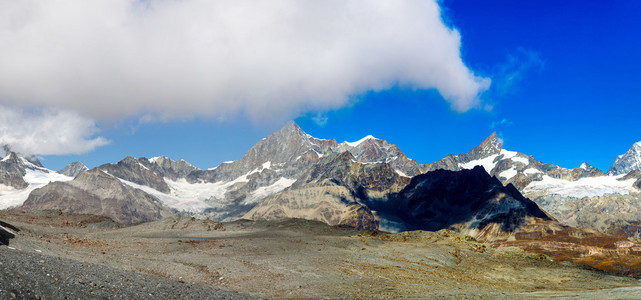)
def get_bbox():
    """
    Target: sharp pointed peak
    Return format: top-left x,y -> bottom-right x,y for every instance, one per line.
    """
272,120 -> 305,136
472,132 -> 502,156
281,120 -> 301,130
484,132 -> 500,143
